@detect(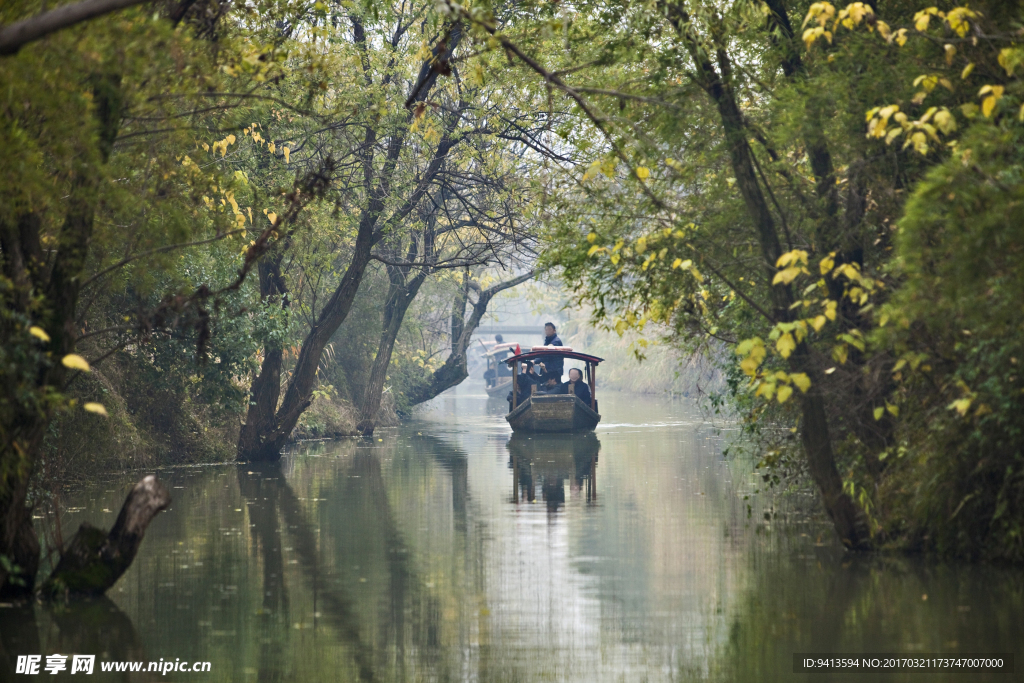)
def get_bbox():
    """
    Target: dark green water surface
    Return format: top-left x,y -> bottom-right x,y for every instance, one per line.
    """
2,385 -> 1021,681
